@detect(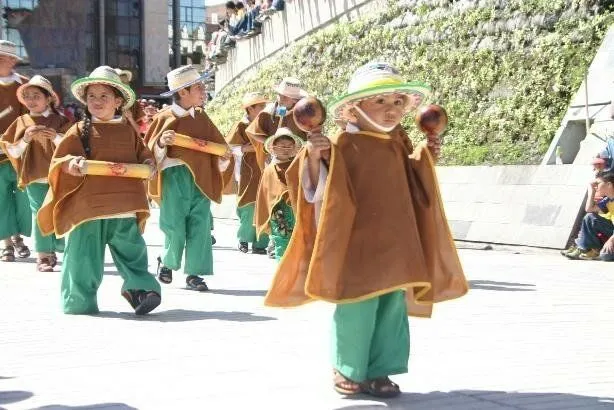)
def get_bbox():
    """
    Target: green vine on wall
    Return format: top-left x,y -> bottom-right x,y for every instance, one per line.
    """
207,0 -> 614,165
